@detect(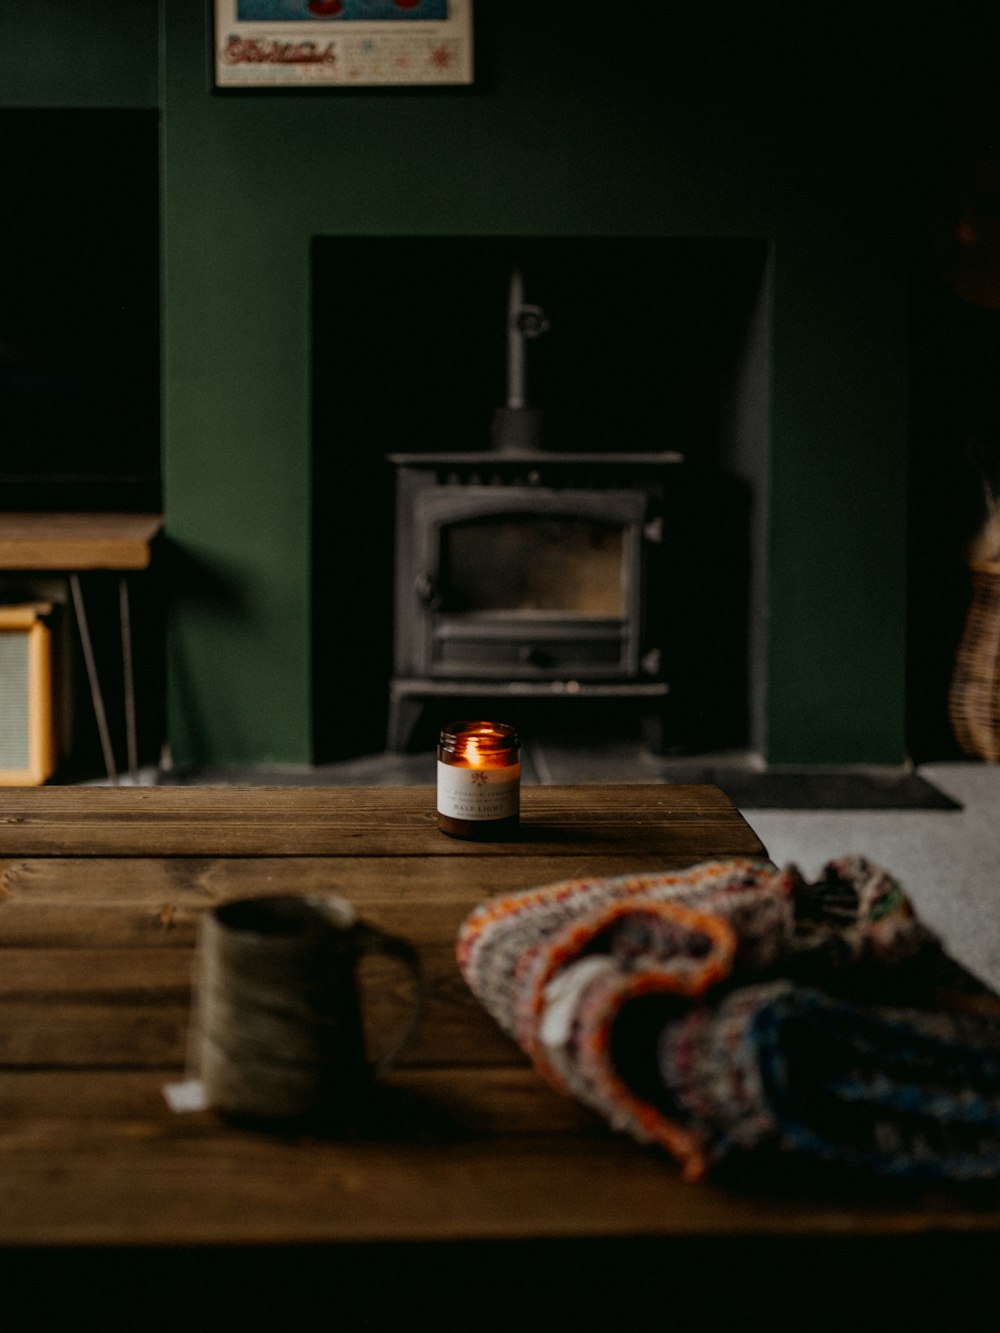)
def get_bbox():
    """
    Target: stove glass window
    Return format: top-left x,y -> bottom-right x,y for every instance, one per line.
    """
441,516 -> 624,615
